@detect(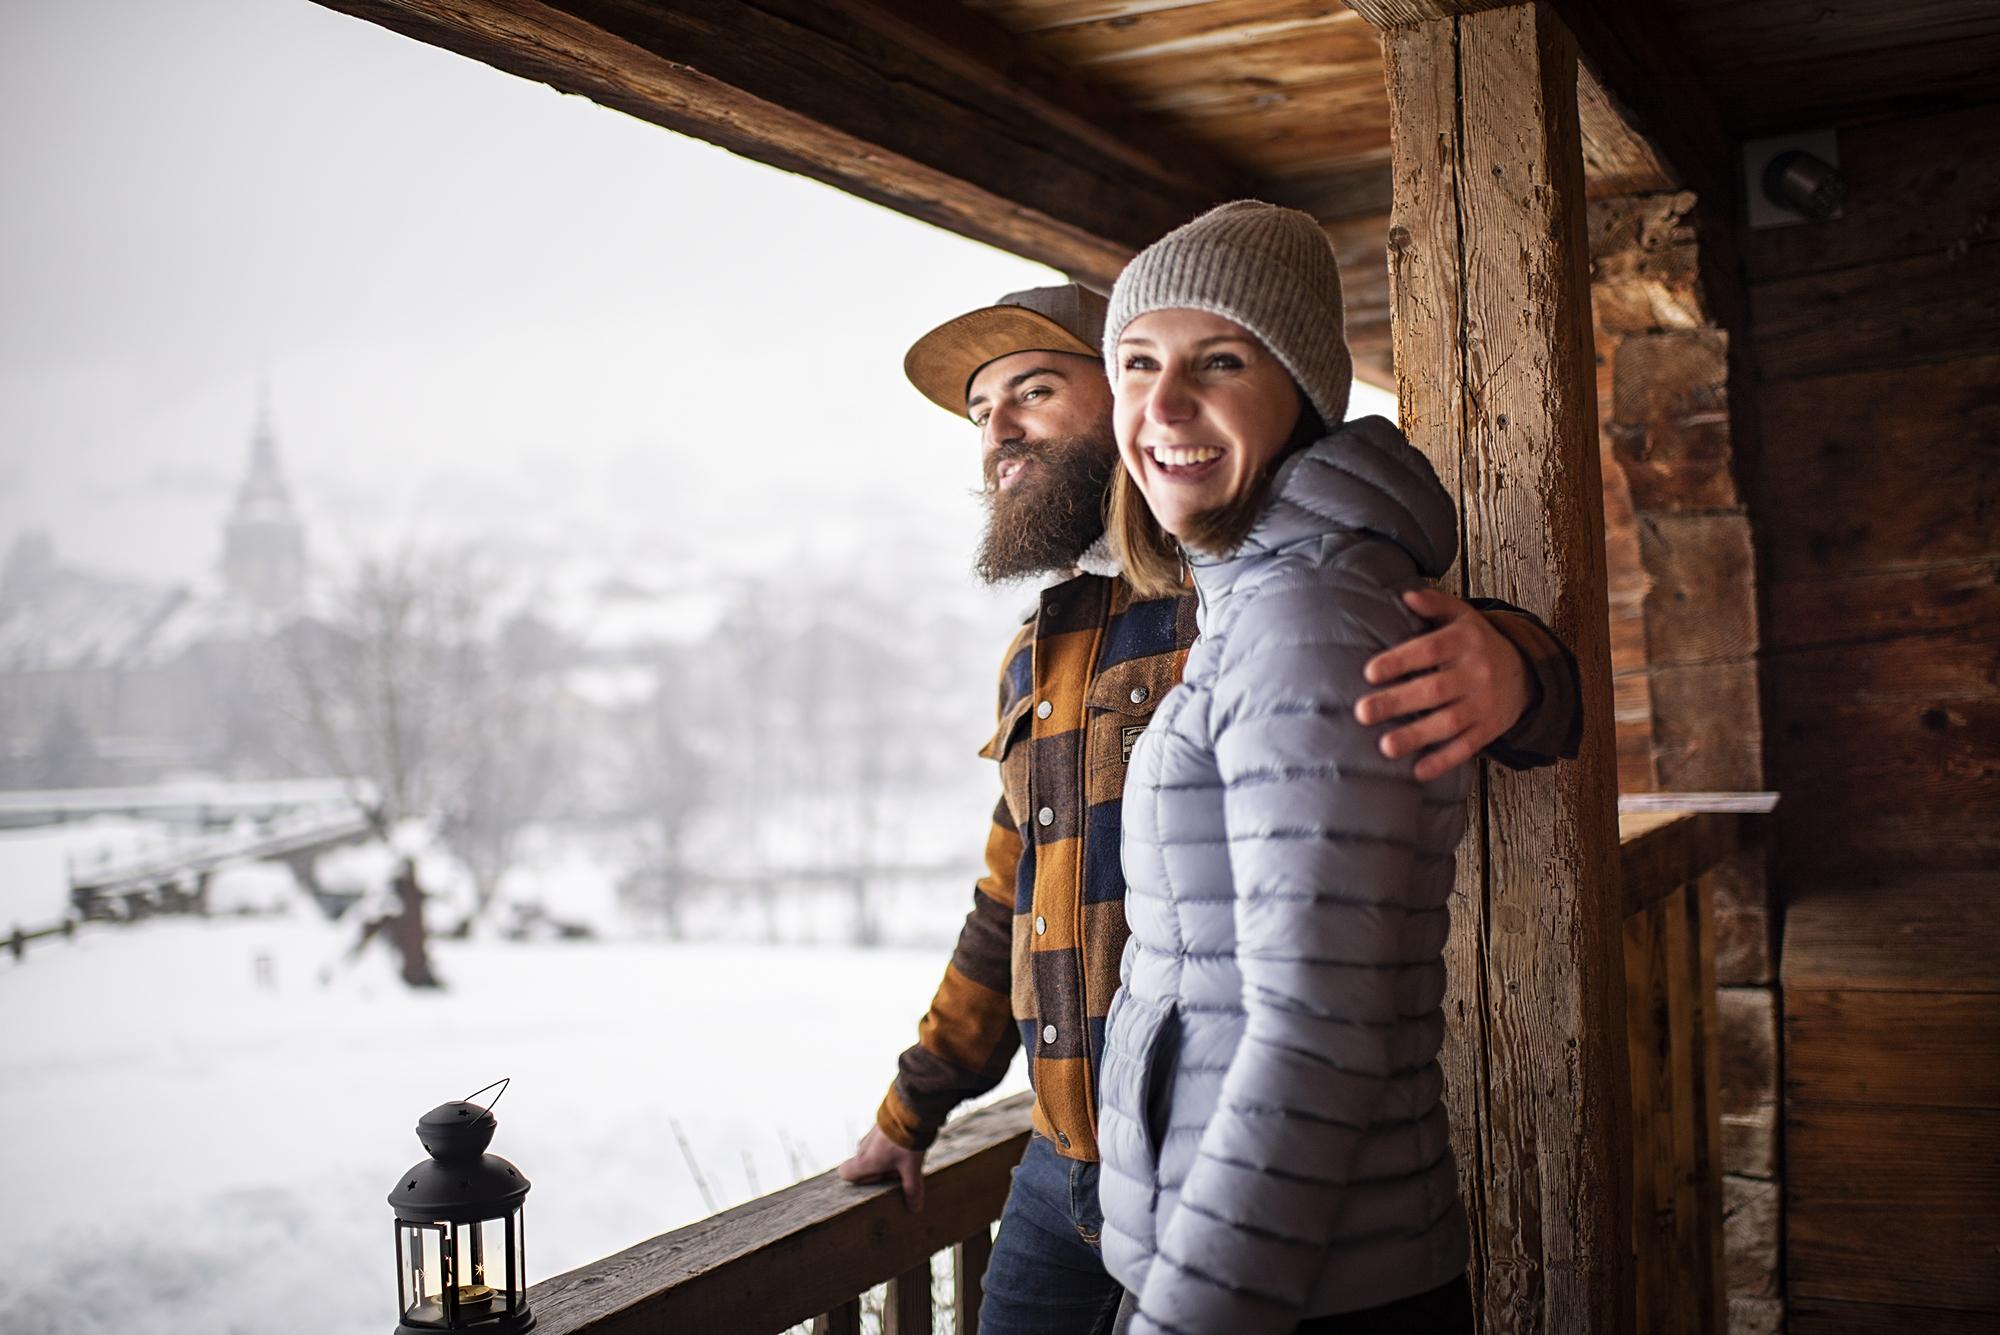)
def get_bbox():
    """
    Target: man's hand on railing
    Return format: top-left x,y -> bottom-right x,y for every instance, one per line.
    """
836,1126 -> 927,1213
